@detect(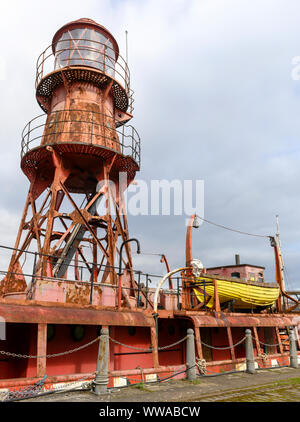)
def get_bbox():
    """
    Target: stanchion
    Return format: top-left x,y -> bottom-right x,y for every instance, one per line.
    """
245,329 -> 256,374
92,327 -> 109,395
289,327 -> 299,369
186,328 -> 196,381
